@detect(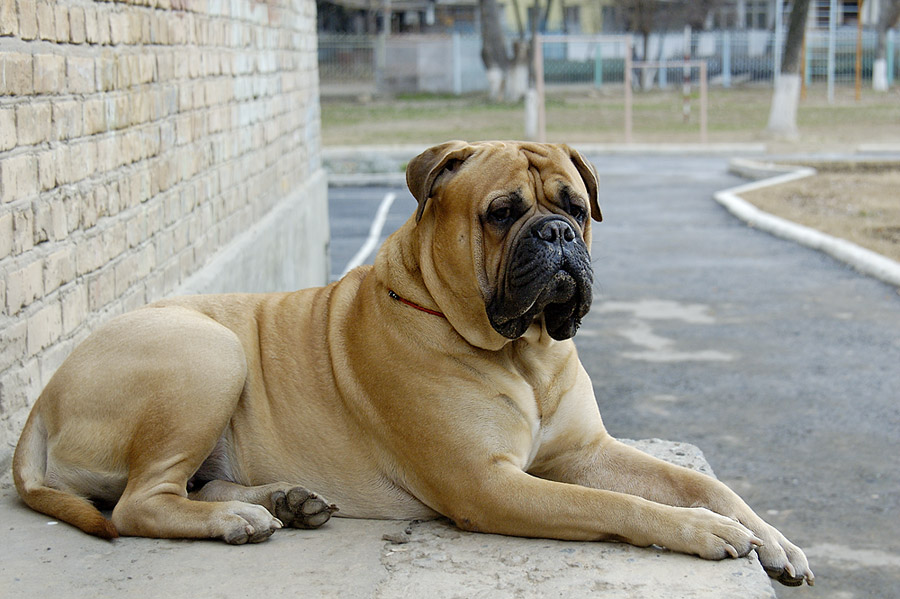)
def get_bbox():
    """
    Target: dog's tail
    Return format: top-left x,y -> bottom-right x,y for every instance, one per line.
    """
12,409 -> 118,539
